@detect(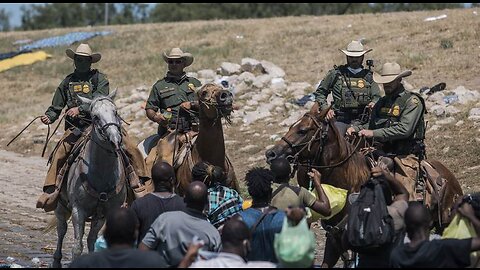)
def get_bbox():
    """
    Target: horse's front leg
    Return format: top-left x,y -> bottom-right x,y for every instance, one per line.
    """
52,203 -> 70,268
71,206 -> 86,260
87,217 -> 105,252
